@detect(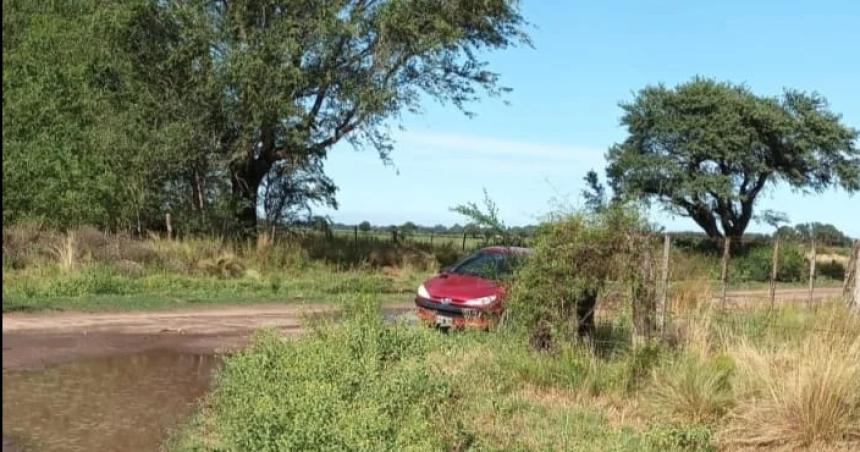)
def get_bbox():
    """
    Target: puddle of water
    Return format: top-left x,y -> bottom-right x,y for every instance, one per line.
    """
2,350 -> 221,452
